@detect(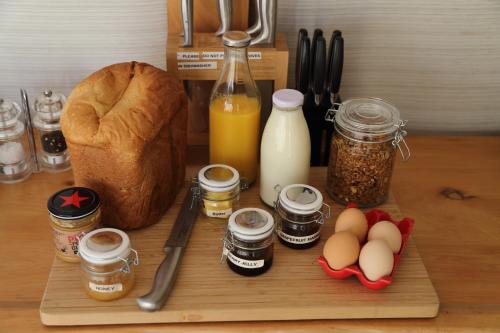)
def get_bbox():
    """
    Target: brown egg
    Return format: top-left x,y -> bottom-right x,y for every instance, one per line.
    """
359,239 -> 394,281
323,231 -> 360,270
334,208 -> 368,242
367,220 -> 402,253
